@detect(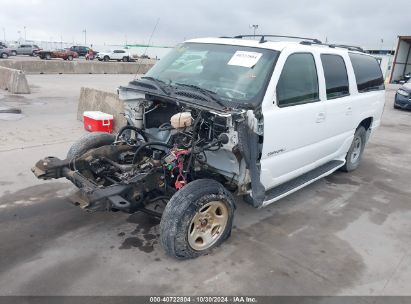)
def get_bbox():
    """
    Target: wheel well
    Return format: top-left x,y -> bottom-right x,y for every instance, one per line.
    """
359,117 -> 373,131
